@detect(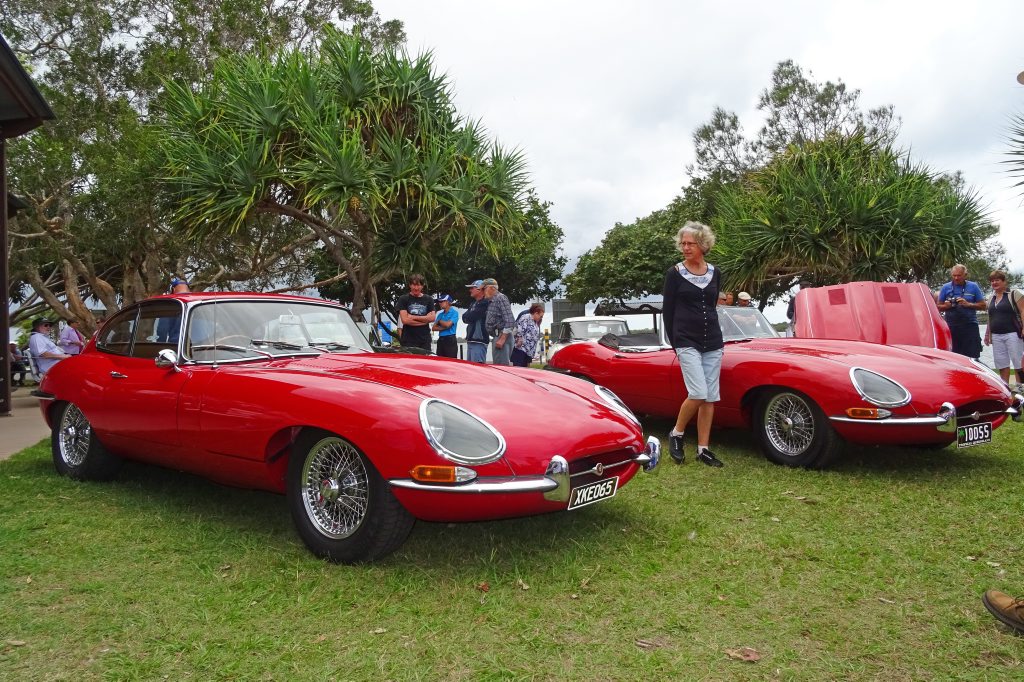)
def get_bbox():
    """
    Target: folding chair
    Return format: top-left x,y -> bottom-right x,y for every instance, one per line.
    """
25,352 -> 43,384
